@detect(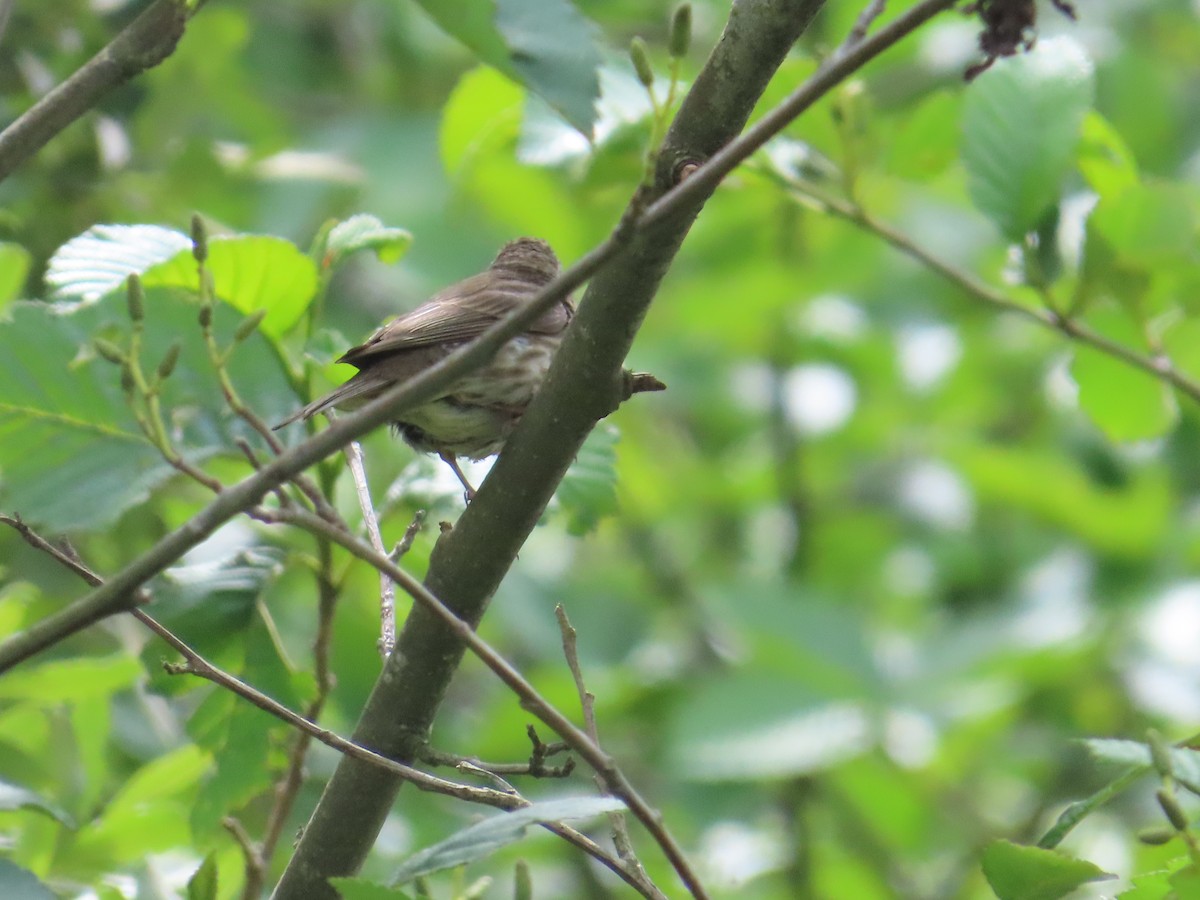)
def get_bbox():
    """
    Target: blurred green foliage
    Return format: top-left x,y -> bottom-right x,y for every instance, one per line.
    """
2,1 -> 1200,898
